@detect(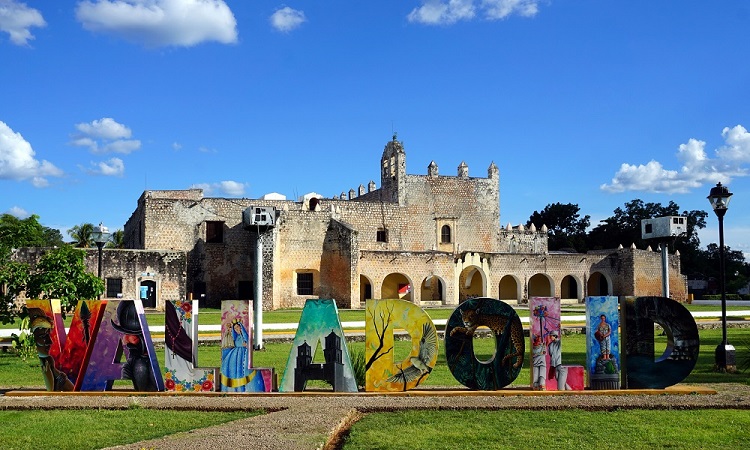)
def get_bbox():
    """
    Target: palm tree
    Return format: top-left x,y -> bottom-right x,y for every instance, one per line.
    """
107,229 -> 125,248
68,223 -> 95,248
